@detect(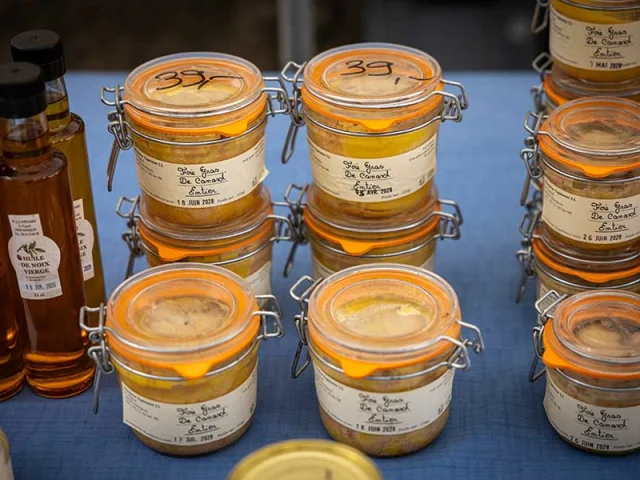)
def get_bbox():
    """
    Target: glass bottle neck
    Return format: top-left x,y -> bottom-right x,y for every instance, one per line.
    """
45,77 -> 71,131
0,111 -> 52,167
